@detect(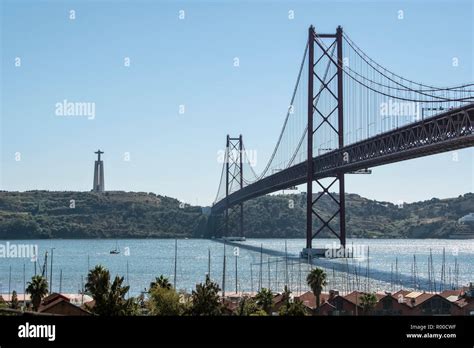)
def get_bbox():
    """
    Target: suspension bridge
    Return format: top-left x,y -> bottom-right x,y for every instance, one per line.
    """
211,25 -> 474,256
